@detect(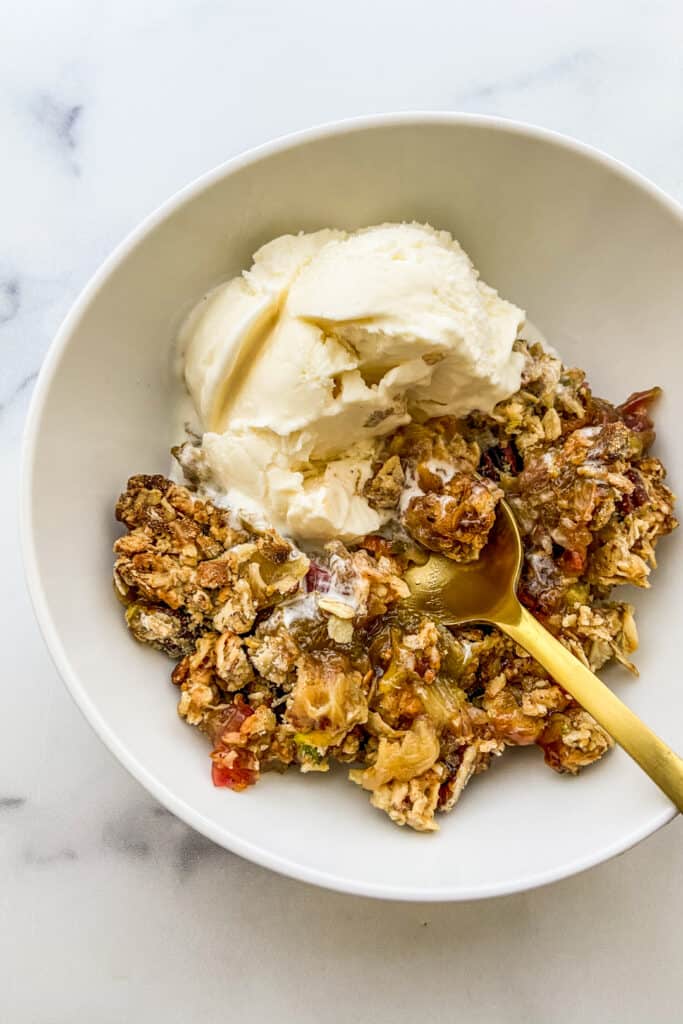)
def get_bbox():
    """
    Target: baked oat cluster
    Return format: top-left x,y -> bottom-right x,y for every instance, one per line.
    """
112,342 -> 676,831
